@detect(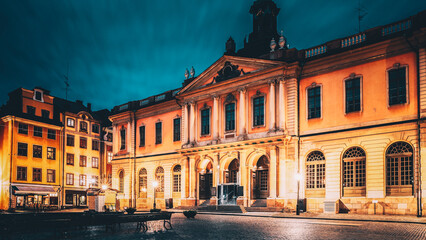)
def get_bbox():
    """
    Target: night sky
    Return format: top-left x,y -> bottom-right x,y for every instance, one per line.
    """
1,0 -> 426,111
